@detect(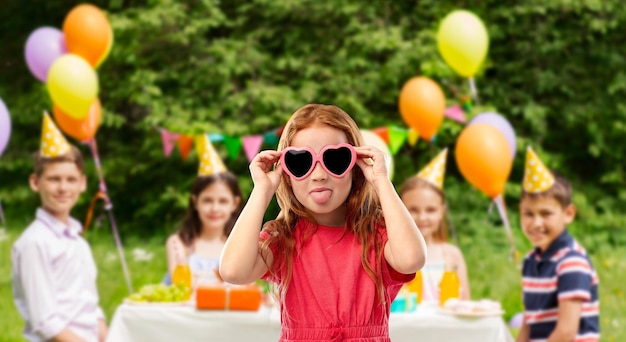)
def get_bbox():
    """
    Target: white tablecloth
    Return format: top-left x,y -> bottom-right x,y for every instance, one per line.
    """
107,302 -> 514,342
